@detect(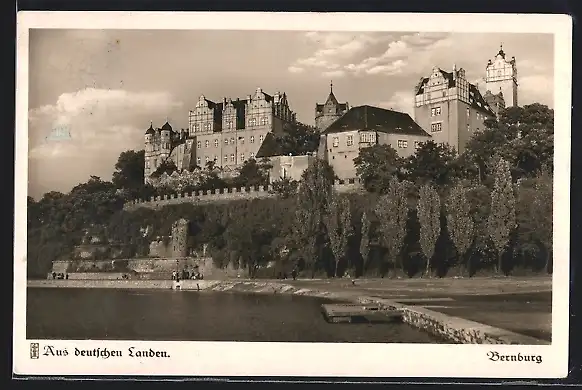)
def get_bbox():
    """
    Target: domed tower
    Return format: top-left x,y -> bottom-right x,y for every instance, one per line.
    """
160,121 -> 173,160
144,122 -> 156,182
171,218 -> 189,258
